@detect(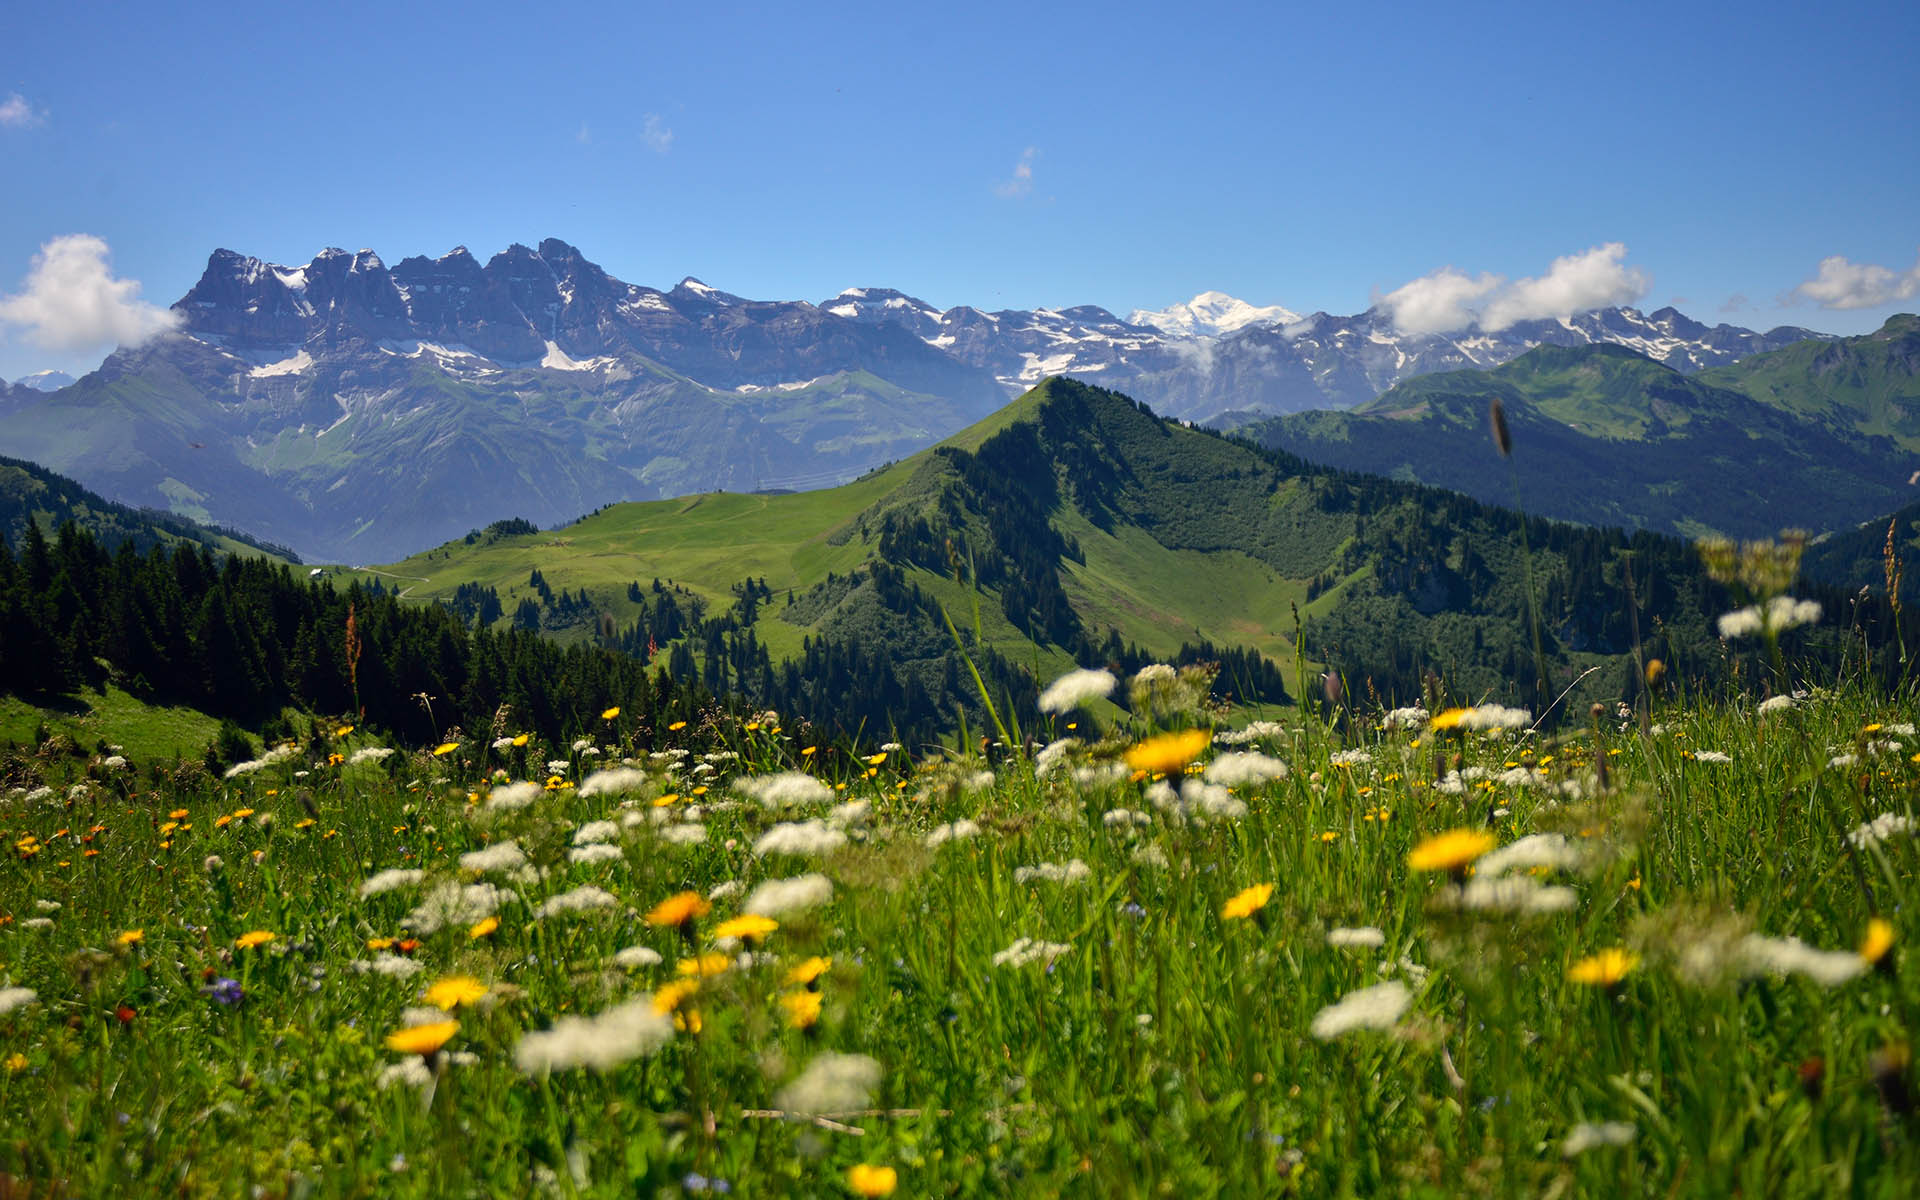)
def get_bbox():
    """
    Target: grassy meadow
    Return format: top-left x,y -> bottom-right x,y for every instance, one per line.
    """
2,664 -> 1917,1197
